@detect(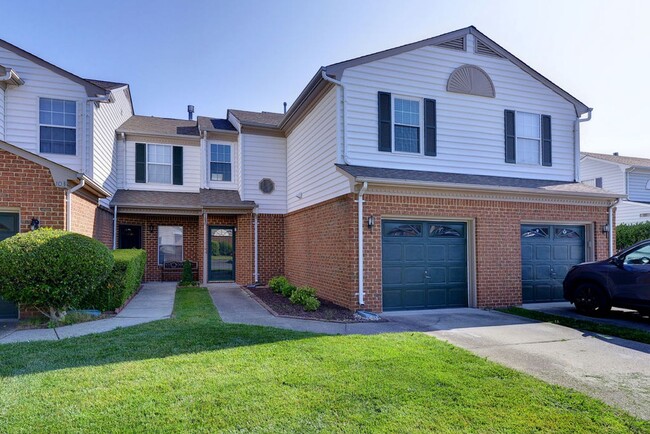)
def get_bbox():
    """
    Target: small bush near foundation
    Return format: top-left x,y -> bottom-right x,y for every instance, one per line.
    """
290,286 -> 321,311
281,284 -> 296,298
268,276 -> 290,294
616,222 -> 650,250
0,228 -> 114,321
180,260 -> 195,286
80,249 -> 146,312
